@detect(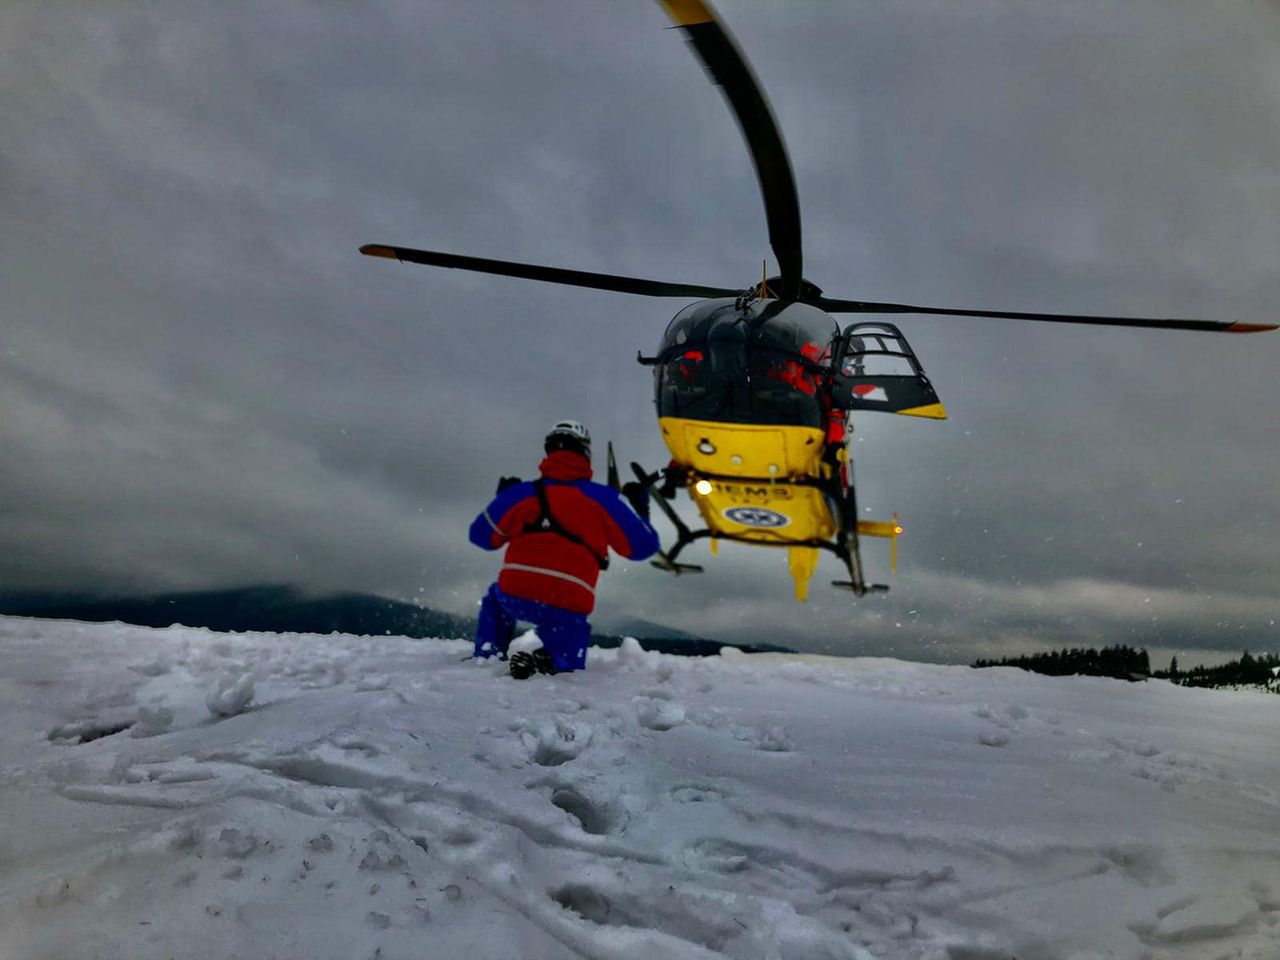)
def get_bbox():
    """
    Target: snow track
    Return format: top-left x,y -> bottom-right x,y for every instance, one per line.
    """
1,617 -> 1278,959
